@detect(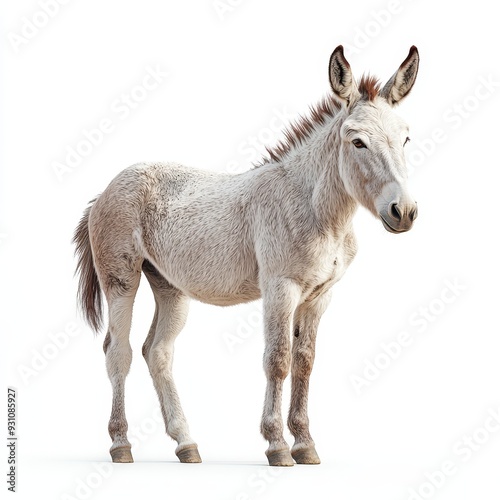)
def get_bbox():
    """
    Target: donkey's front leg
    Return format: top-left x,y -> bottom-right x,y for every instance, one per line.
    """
261,278 -> 302,466
287,291 -> 331,464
